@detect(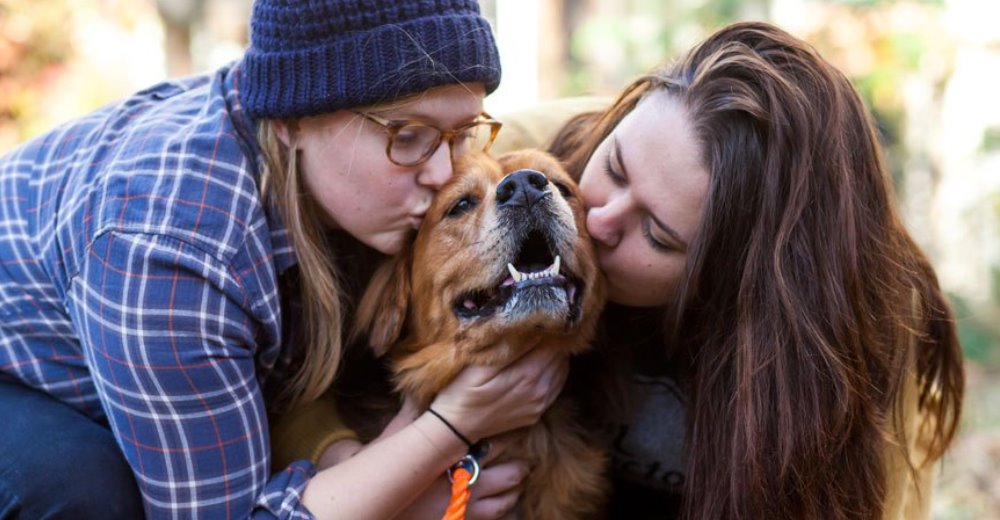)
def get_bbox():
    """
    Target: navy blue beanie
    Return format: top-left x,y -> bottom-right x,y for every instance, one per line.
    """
239,0 -> 501,120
